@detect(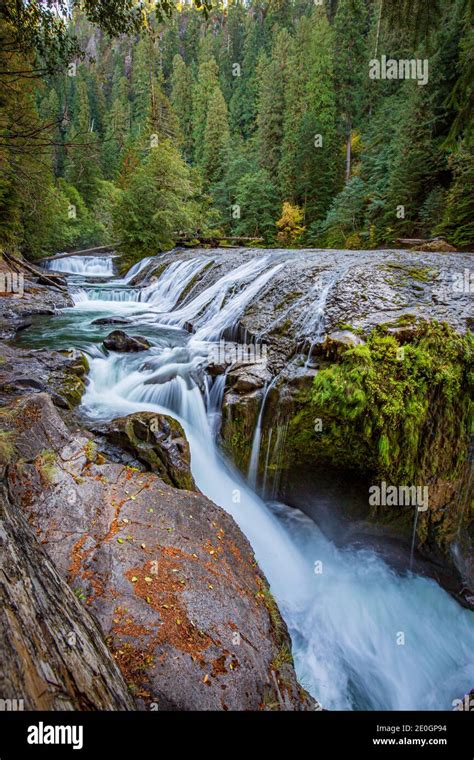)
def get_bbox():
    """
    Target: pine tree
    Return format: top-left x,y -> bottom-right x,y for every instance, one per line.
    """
113,140 -> 200,262
288,10 -> 341,224
192,55 -> 220,166
436,144 -> 474,248
256,29 -> 292,184
101,77 -> 131,180
202,86 -> 230,191
234,169 -> 279,241
64,76 -> 102,206
333,0 -> 368,182
171,54 -> 193,159
228,20 -> 262,139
